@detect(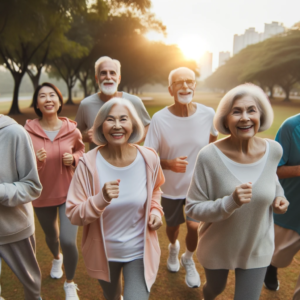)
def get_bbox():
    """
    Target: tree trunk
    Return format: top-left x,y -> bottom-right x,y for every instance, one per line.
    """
8,75 -> 23,115
65,85 -> 74,105
29,73 -> 42,107
283,86 -> 290,101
